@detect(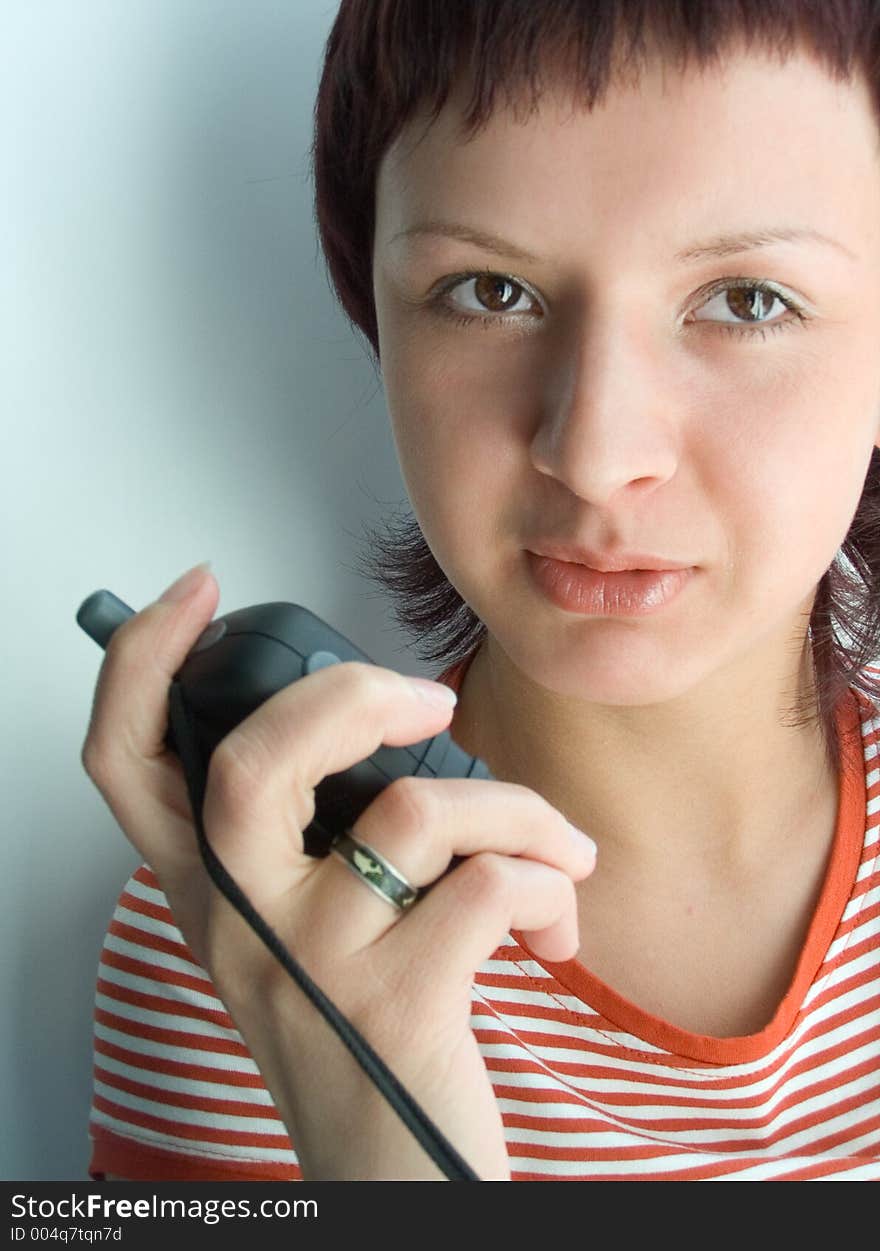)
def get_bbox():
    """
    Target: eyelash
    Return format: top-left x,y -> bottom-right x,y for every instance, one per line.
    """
428,268 -> 810,340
